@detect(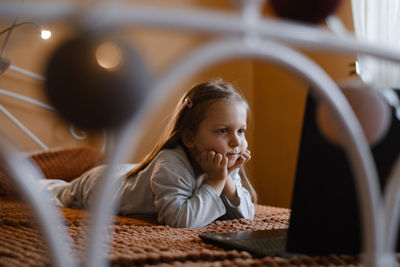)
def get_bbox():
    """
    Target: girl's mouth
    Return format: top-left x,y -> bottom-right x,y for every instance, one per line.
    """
226,153 -> 239,158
